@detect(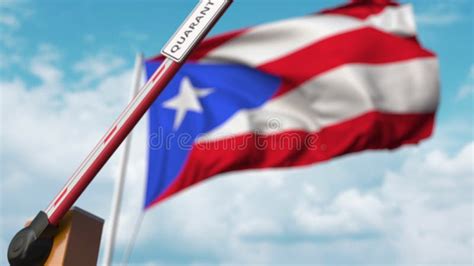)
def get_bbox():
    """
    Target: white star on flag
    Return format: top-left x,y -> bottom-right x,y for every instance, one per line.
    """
162,77 -> 214,130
